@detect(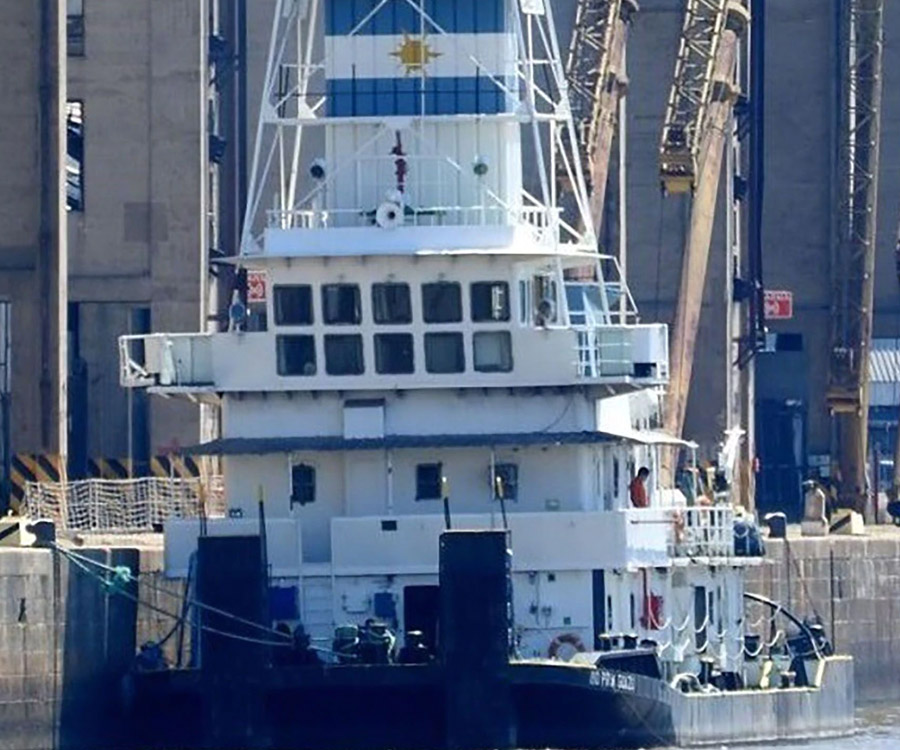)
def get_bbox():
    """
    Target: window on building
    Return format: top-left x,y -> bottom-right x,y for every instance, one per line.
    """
471,282 -> 510,322
375,333 -> 414,374
66,101 -> 84,212
416,463 -> 443,501
372,283 -> 412,324
492,463 -> 518,501
422,282 -> 462,323
67,0 -> 85,57
290,463 -> 316,506
473,331 -> 512,372
425,332 -> 464,374
322,284 -> 361,325
274,285 -> 313,326
325,334 -> 364,375
276,335 -> 316,376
